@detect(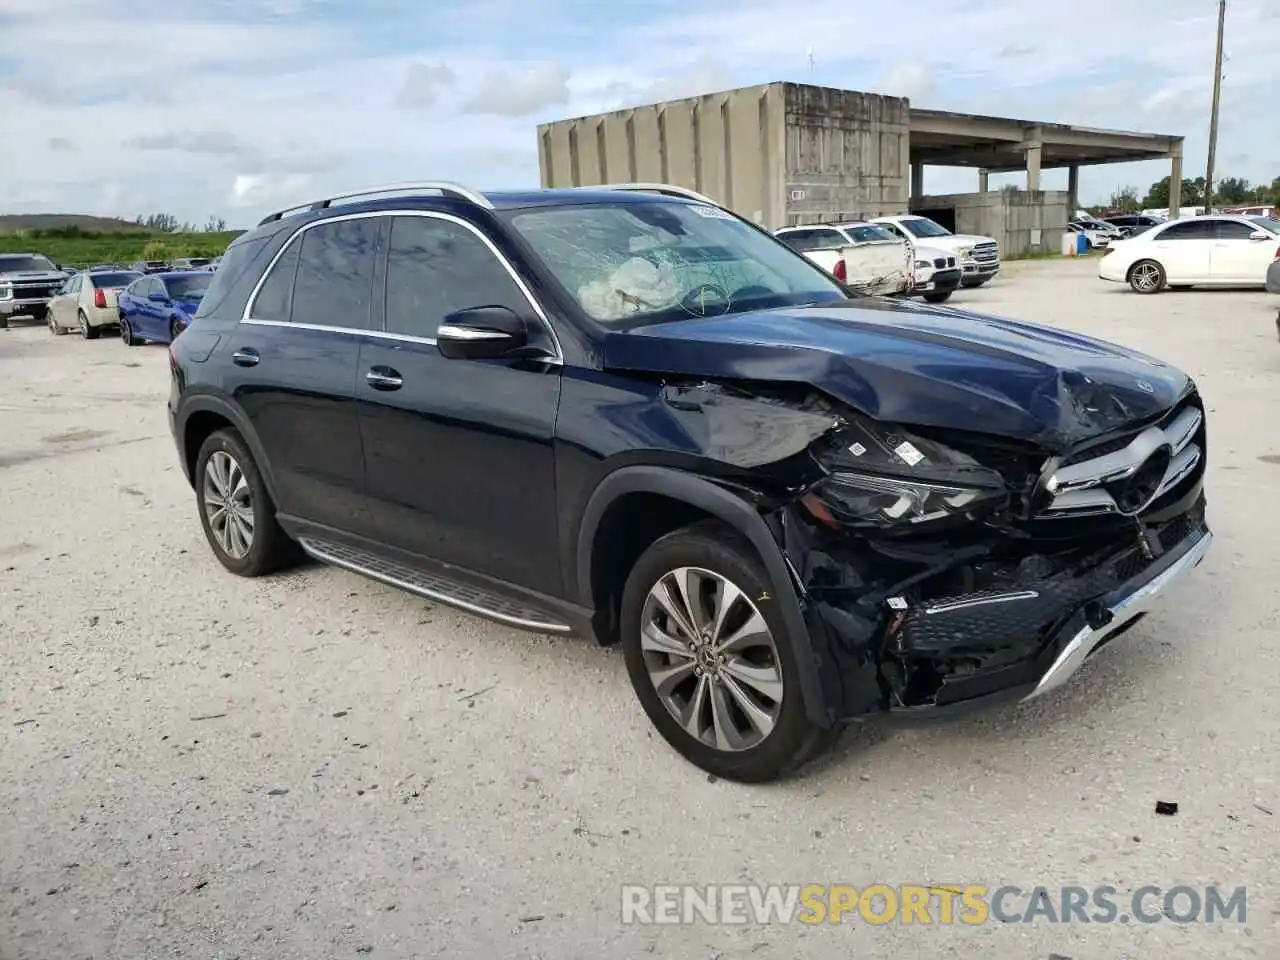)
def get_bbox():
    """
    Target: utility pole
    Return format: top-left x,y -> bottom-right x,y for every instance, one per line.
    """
1203,0 -> 1227,214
